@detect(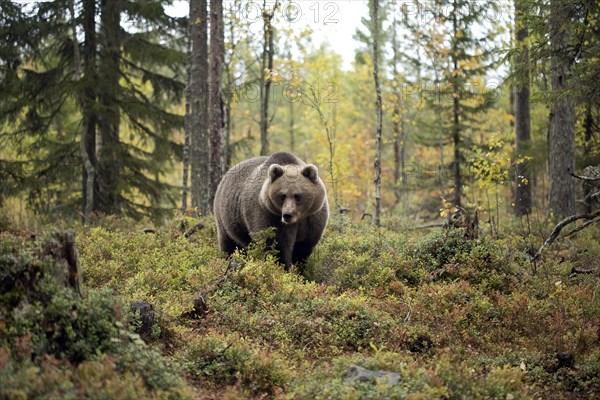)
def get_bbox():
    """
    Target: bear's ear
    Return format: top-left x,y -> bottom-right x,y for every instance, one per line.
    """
268,164 -> 284,182
301,164 -> 319,183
